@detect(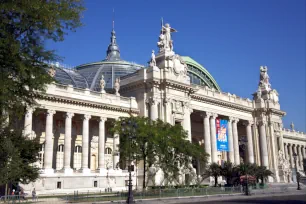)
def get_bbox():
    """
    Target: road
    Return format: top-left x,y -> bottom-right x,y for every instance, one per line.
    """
183,194 -> 306,204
